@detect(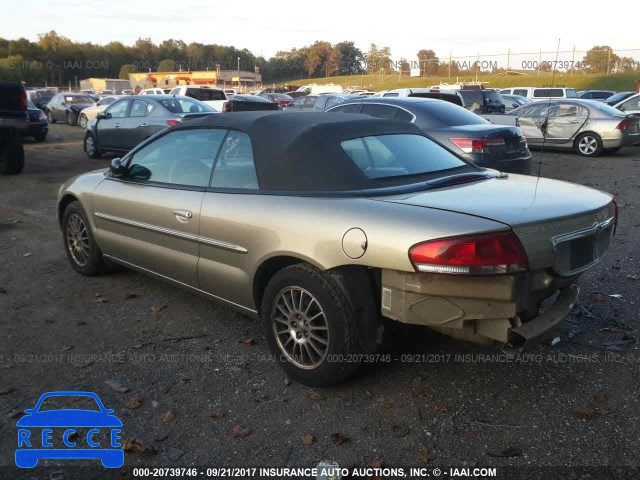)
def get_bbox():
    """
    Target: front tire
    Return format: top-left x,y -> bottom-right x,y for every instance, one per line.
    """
261,264 -> 362,386
575,132 -> 603,157
78,113 -> 88,129
62,201 -> 109,276
84,132 -> 101,158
